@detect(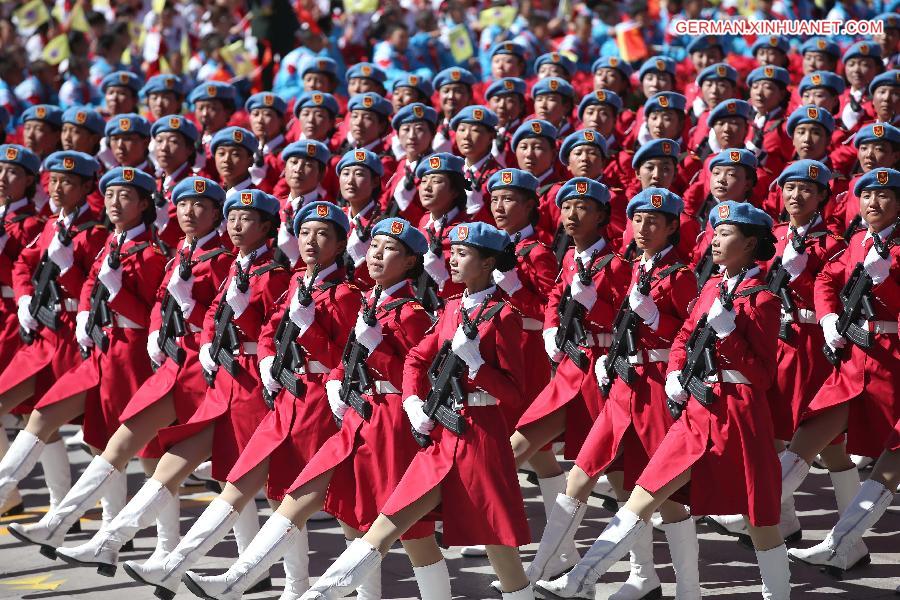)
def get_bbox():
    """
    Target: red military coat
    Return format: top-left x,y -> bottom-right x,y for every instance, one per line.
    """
379,156 -> 427,225
417,208 -> 468,303
462,154 -> 502,226
155,163 -> 193,250
0,201 -> 44,368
